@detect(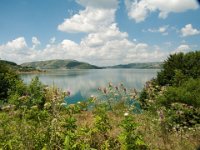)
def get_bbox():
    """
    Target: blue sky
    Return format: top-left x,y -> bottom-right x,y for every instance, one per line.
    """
0,0 -> 200,66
